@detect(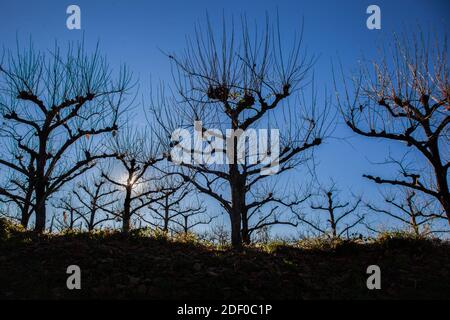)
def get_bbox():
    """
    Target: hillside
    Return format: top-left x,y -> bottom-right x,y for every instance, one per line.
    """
0,220 -> 449,299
